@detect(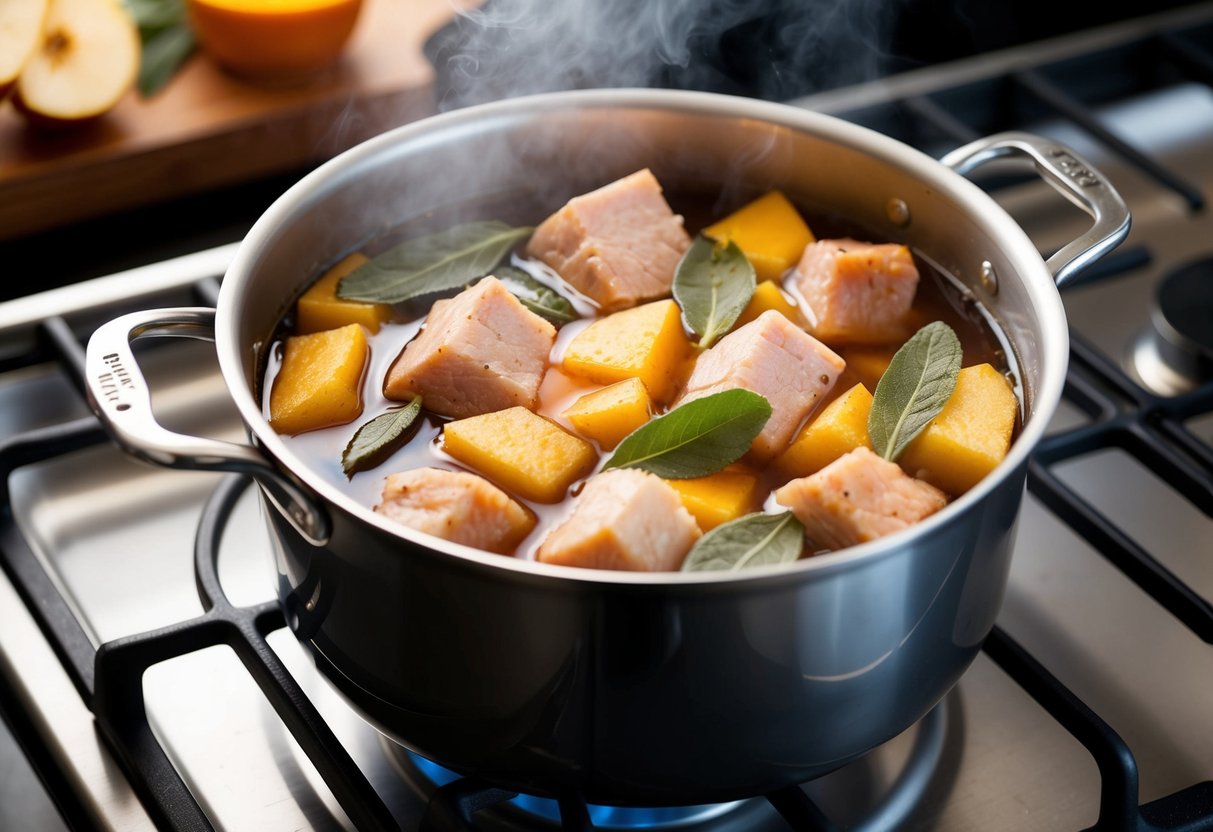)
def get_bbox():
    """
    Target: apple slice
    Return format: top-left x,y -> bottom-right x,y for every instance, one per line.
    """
13,0 -> 138,124
0,0 -> 49,99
